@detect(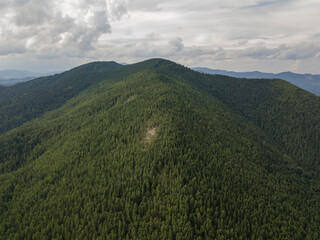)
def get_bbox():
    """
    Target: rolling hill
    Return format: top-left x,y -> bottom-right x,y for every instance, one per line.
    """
0,59 -> 319,239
